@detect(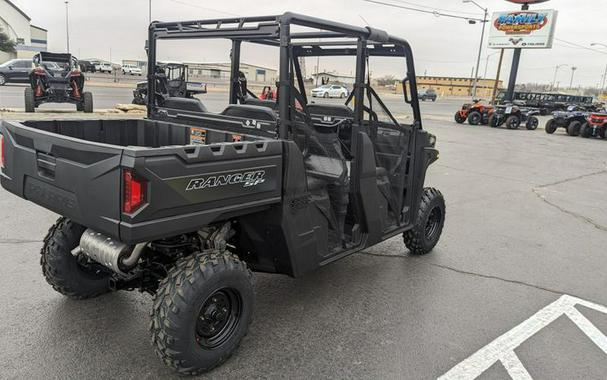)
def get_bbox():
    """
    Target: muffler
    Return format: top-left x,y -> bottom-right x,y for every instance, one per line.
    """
72,229 -> 146,275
